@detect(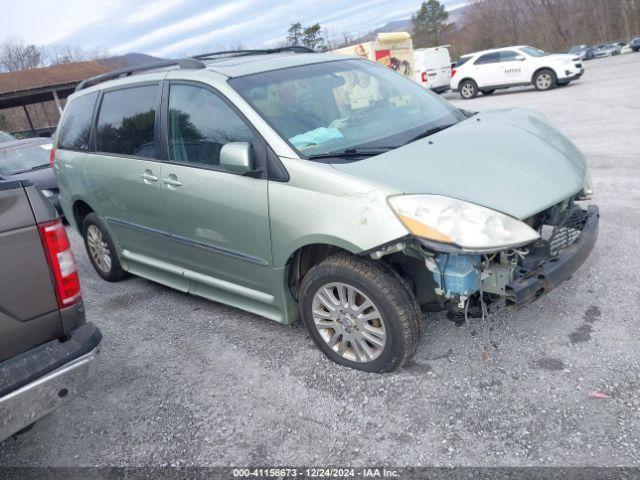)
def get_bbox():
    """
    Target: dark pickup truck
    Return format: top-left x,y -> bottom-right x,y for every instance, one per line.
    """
0,180 -> 101,441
